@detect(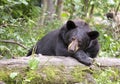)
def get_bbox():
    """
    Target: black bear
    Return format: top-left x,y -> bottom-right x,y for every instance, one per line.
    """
27,20 -> 100,66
